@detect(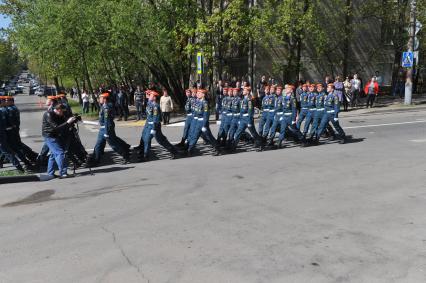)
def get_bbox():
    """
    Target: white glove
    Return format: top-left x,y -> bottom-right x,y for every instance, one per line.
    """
279,117 -> 283,121
292,121 -> 296,125
238,121 -> 240,125
103,134 -> 109,138
248,124 -> 252,128
67,117 -> 77,124
150,130 -> 156,135
201,127 -> 207,132
334,118 -> 339,122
